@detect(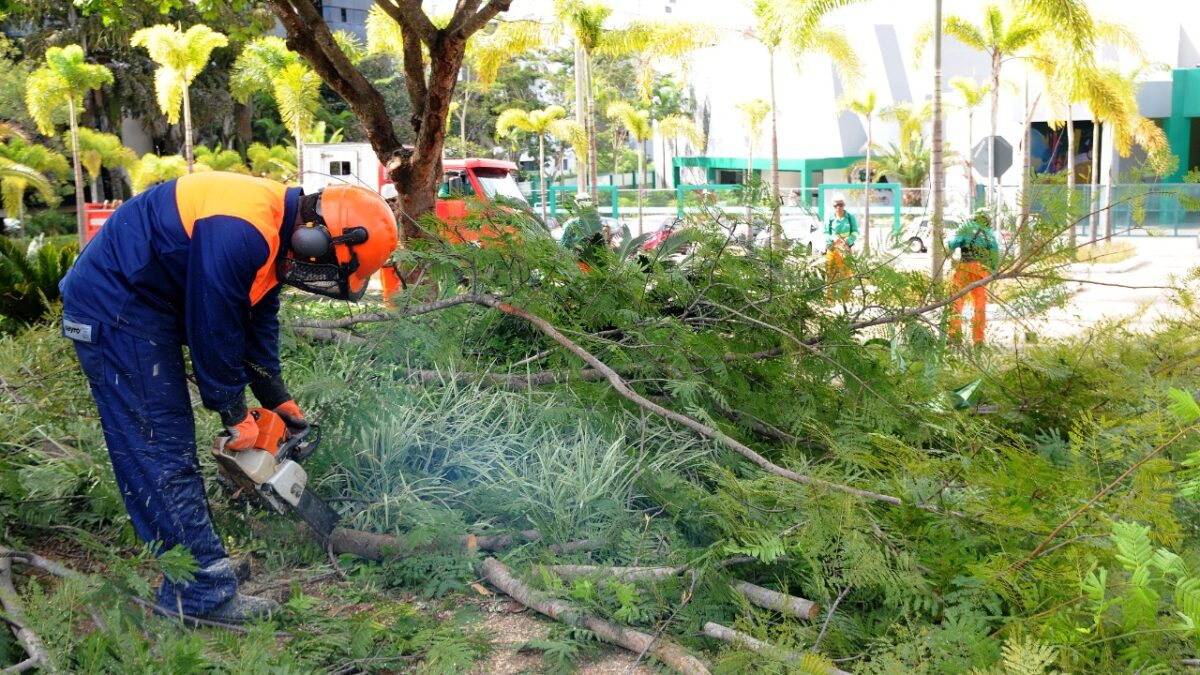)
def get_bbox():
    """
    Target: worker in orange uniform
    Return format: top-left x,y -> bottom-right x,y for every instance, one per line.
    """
59,173 -> 397,623
946,209 -> 1000,345
824,194 -> 858,300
